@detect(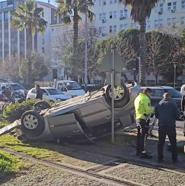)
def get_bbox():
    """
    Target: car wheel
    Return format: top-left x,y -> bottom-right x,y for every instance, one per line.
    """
21,110 -> 45,137
105,84 -> 129,108
34,101 -> 51,112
